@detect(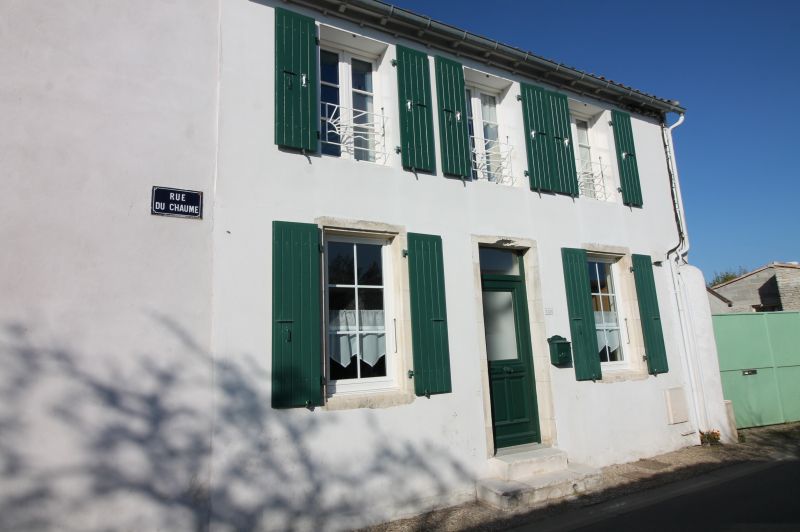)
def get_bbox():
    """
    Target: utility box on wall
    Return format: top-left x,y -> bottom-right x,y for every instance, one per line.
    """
548,335 -> 572,367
